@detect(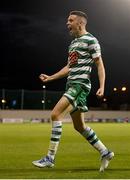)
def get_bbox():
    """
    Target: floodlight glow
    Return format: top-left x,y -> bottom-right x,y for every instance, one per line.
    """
113,88 -> 117,91
121,87 -> 126,91
2,99 -> 6,103
42,100 -> 45,104
103,98 -> 107,102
